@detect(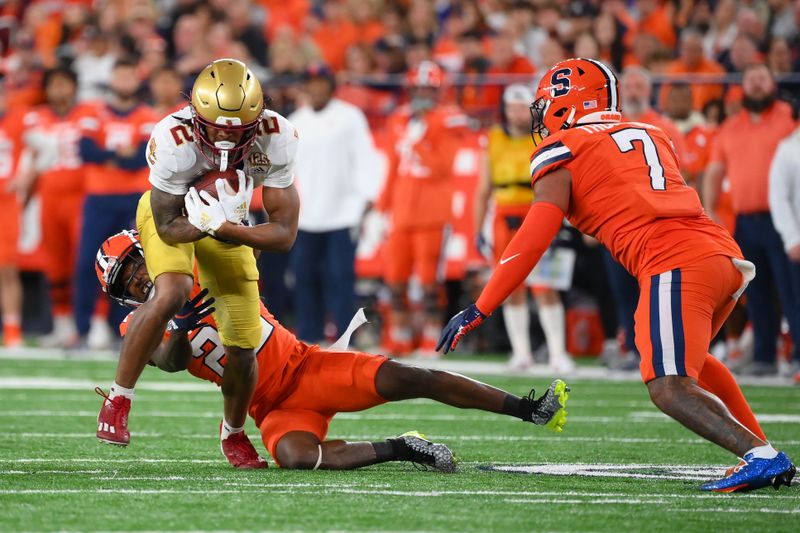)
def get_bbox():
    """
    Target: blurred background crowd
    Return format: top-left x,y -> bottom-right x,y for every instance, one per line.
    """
1,0 -> 799,380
